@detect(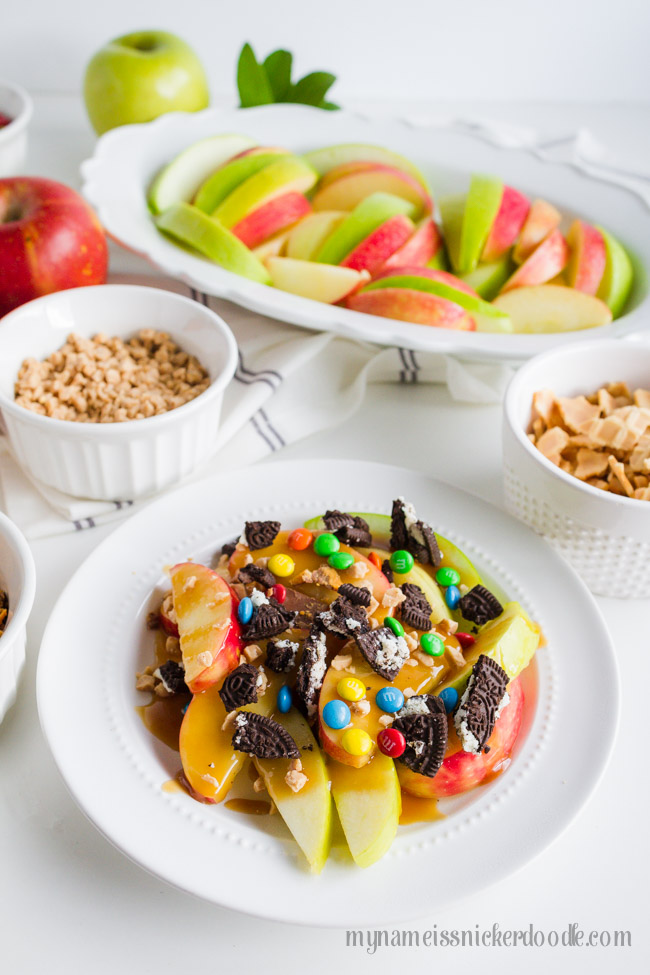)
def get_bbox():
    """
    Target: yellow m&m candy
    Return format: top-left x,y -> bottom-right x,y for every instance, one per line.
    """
342,728 -> 373,757
268,553 -> 295,578
337,677 -> 366,702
